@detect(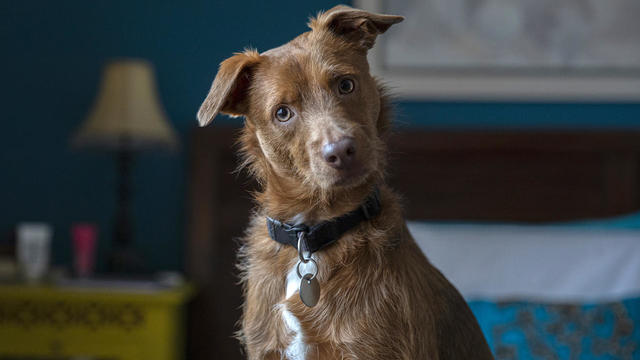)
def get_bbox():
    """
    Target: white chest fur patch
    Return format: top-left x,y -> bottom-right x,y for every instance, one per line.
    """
283,263 -> 306,360
282,257 -> 317,360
